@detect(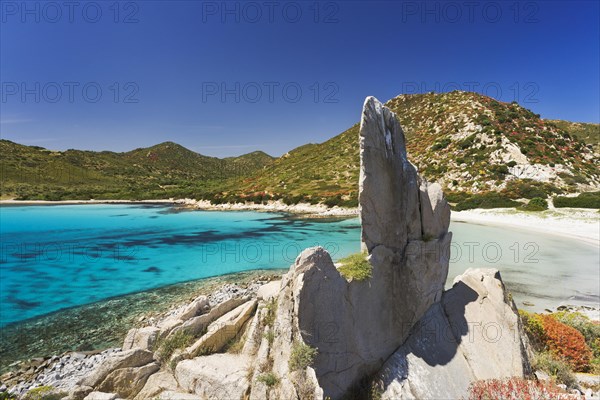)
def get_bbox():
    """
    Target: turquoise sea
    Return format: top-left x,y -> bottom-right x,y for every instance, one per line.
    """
0,204 -> 598,328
